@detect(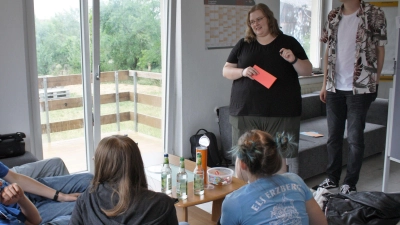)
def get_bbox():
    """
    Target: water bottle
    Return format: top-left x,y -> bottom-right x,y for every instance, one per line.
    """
161,154 -> 172,195
176,157 -> 188,200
